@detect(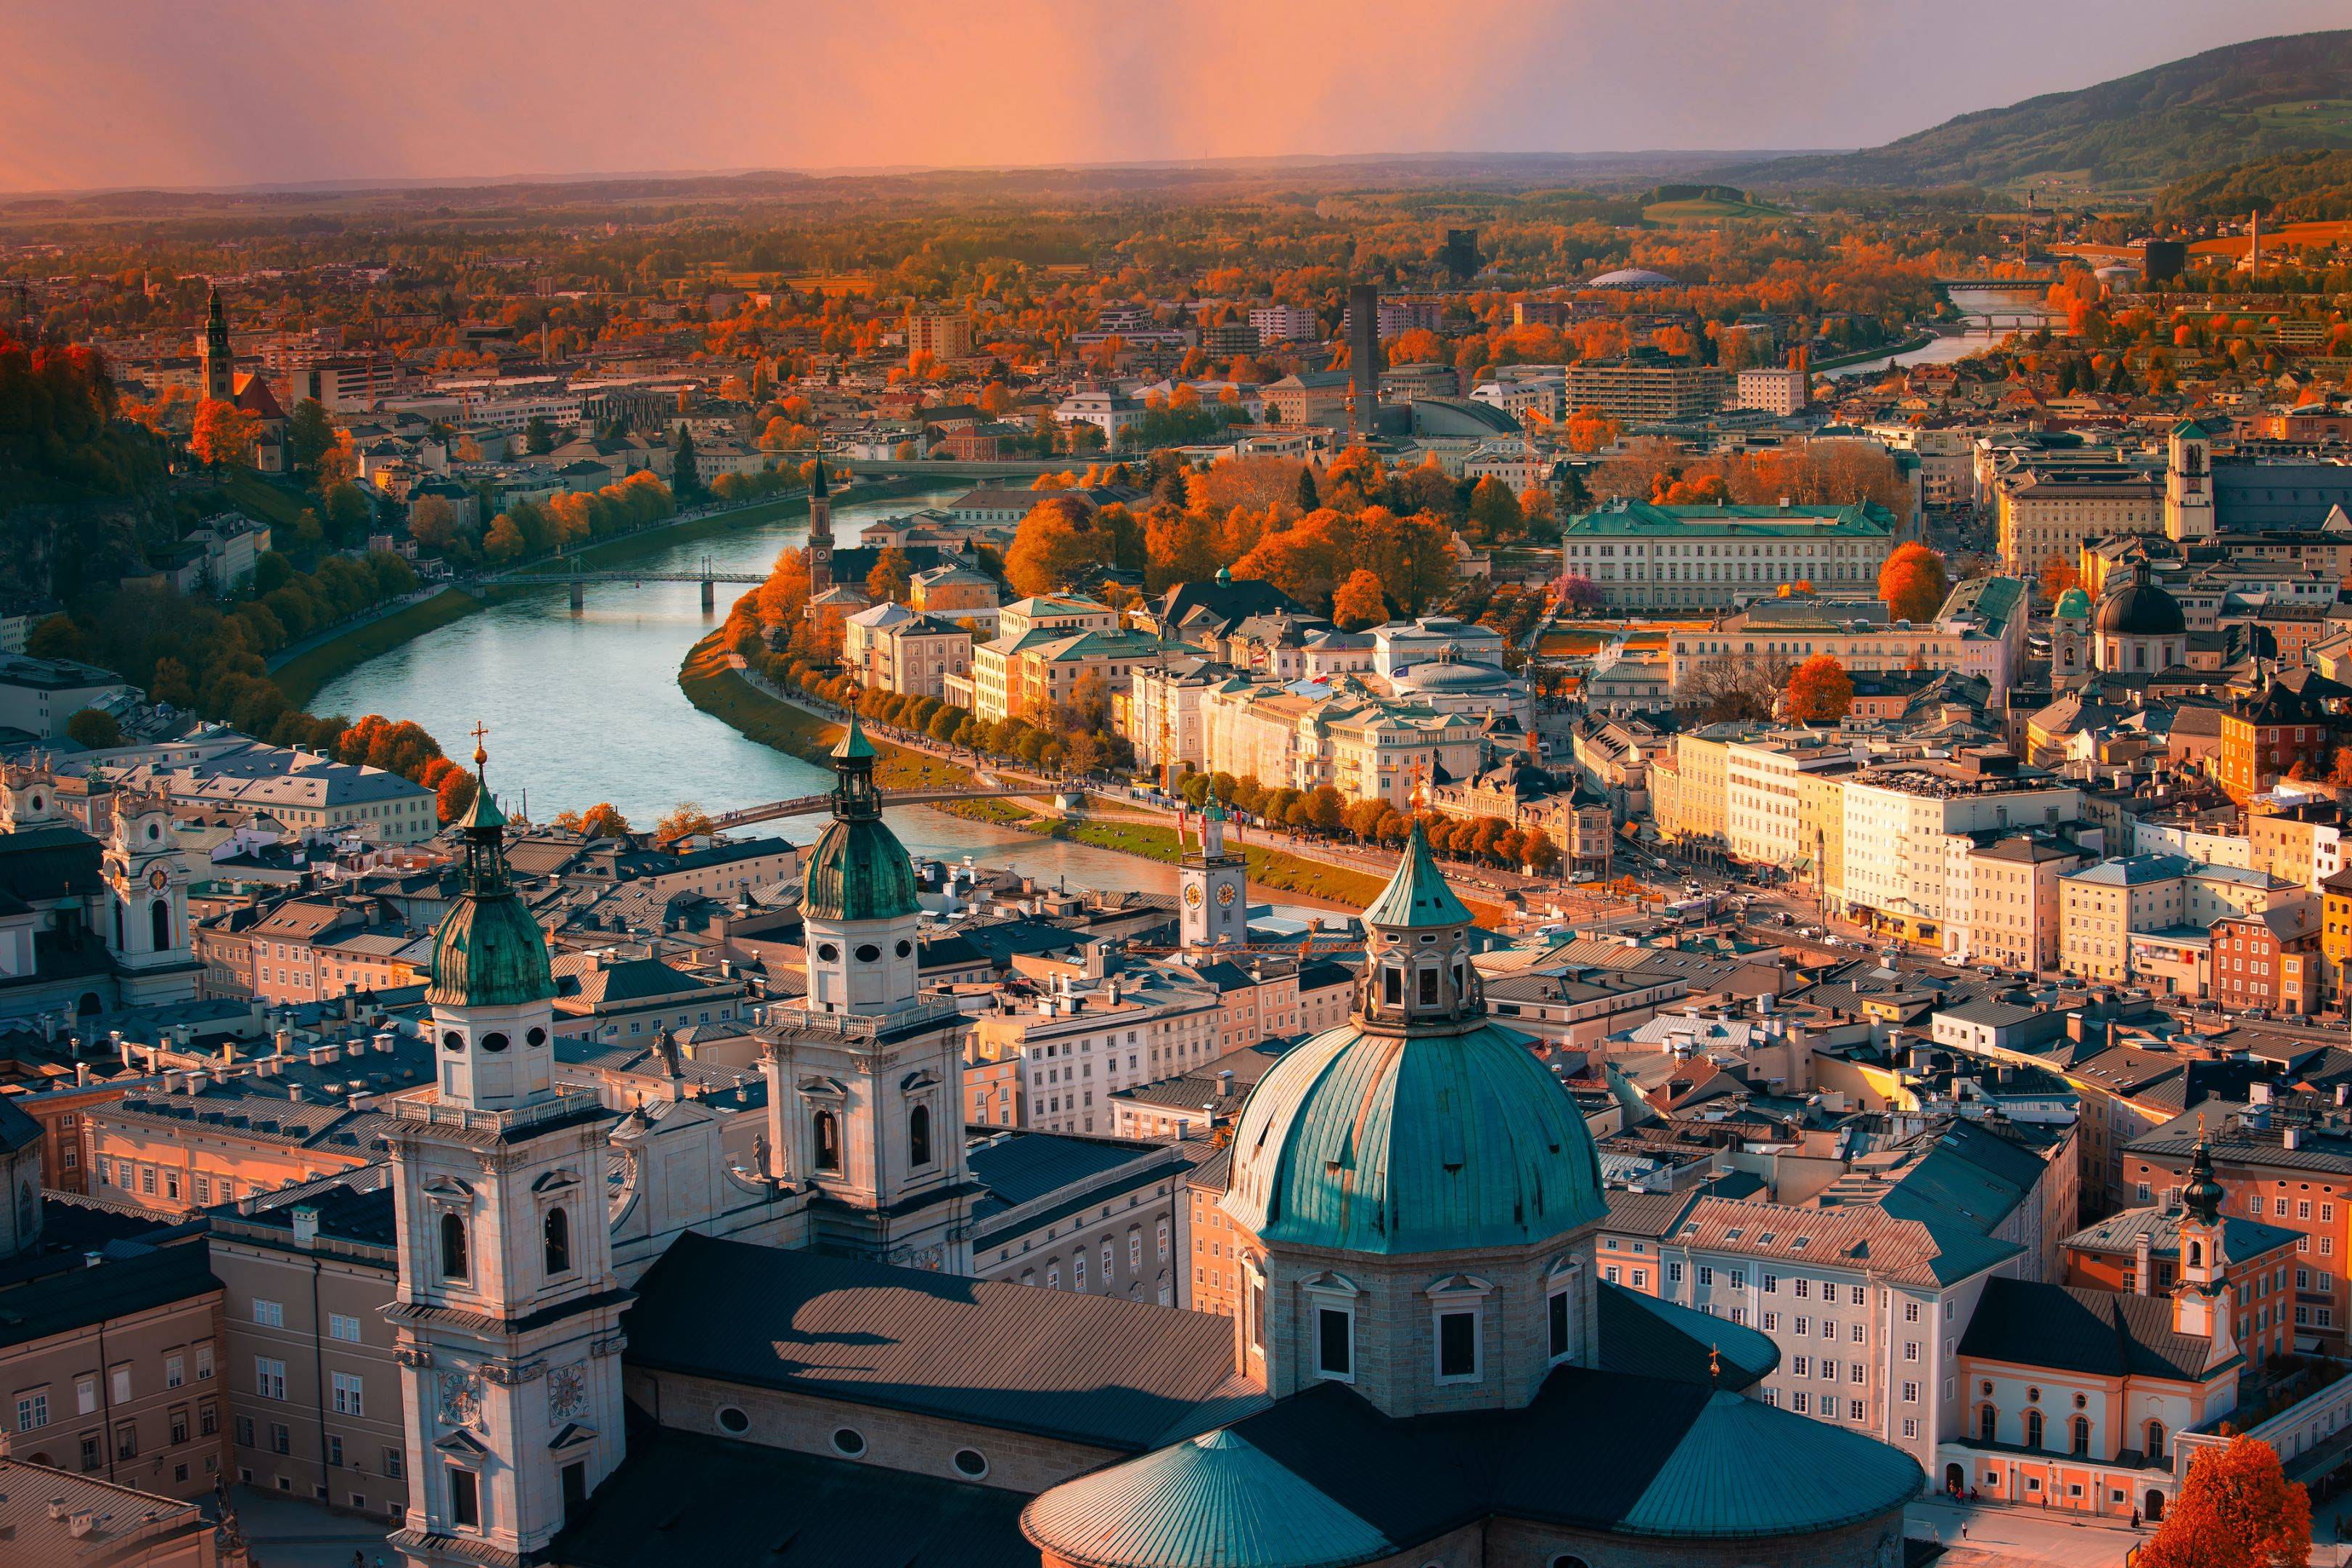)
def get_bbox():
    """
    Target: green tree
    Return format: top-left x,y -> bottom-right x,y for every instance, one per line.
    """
322,481 -> 372,543
65,708 -> 123,748
524,416 -> 555,455
671,425 -> 702,499
26,615 -> 83,661
287,399 -> 336,473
